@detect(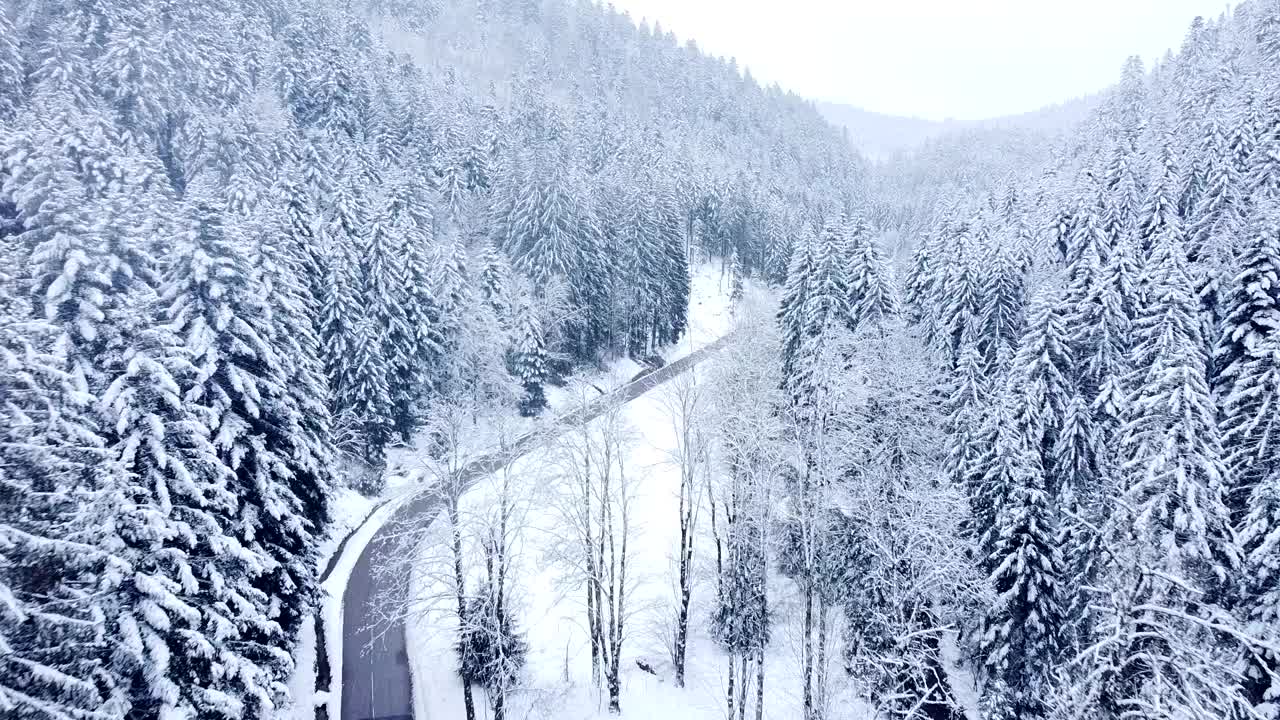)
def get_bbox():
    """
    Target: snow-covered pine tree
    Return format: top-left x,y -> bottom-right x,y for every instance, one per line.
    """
978,239 -> 1028,375
0,9 -> 22,120
344,313 -> 395,465
252,197 -> 337,524
804,216 -> 853,339
478,239 -> 512,321
1215,203 -> 1280,518
656,183 -> 691,347
161,189 -> 328,694
937,224 -> 984,369
436,233 -> 474,353
779,226 -> 815,380
843,212 -> 896,332
945,321 -> 988,499
968,383 -> 1026,566
1007,281 -> 1074,496
362,186 -> 417,441
9,105 -> 126,390
1064,192 -> 1119,397
979,426 -> 1064,720
1135,131 -> 1183,257
101,321 -> 282,718
318,227 -> 365,437
1214,204 -> 1280,709
276,140 -> 330,335
395,178 -> 447,405
902,230 -> 935,326
1052,386 -> 1107,659
512,296 -> 548,417
1100,136 -> 1146,249
493,151 -> 608,359
1119,209 -> 1238,596
0,316 -> 124,720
